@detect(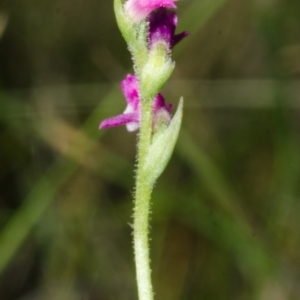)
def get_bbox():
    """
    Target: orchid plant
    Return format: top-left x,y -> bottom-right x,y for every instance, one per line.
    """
100,0 -> 188,299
